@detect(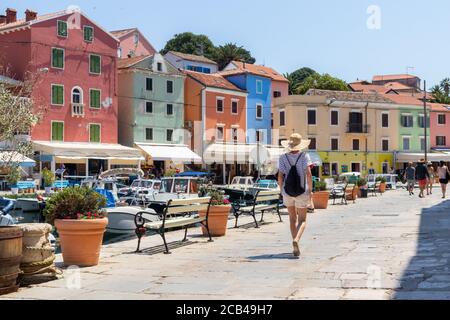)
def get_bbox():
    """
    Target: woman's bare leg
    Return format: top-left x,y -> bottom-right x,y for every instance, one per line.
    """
294,207 -> 308,243
287,206 -> 298,240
